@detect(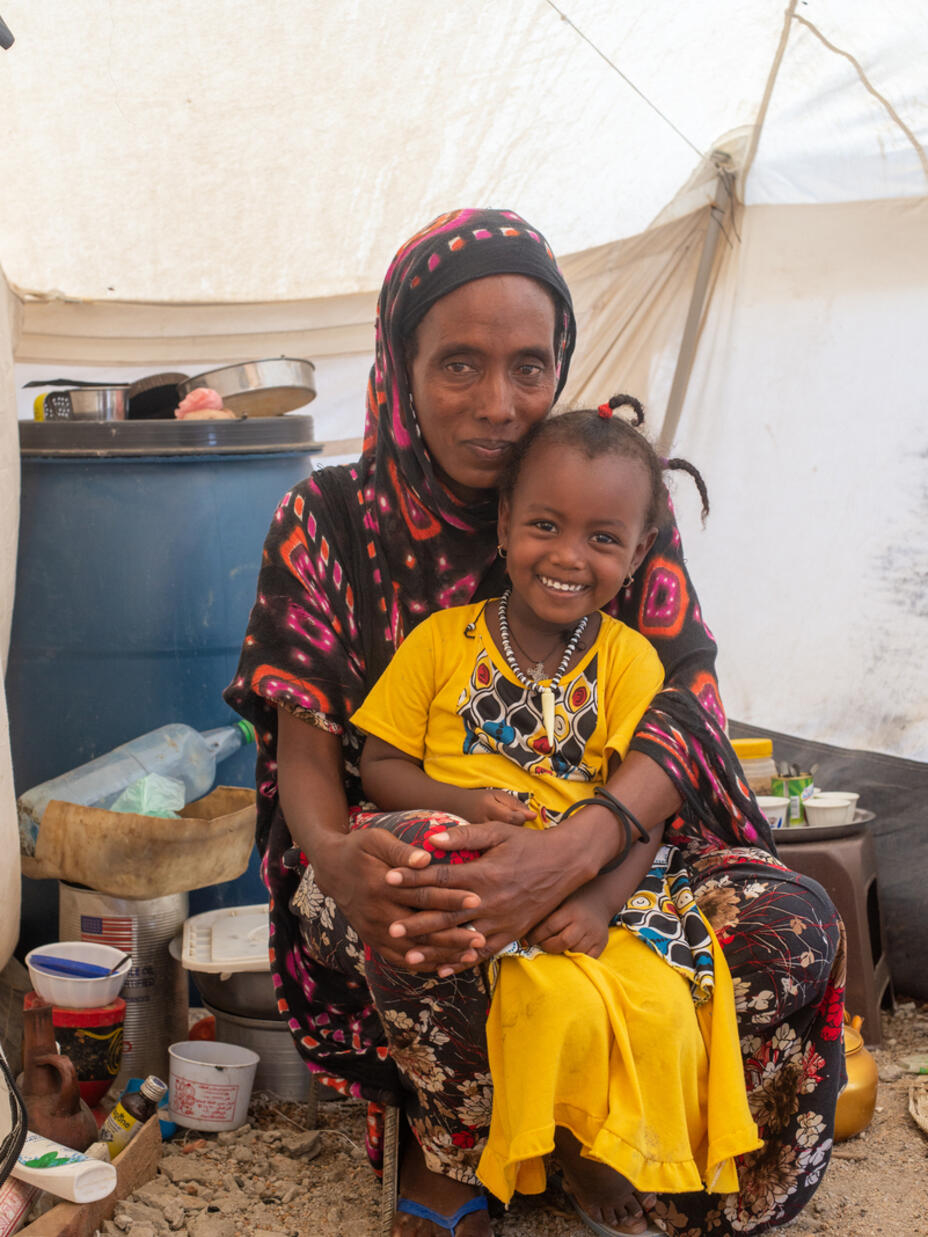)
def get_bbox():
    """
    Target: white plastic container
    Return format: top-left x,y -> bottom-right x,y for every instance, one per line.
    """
11,1130 -> 117,1203
730,738 -> 777,795
755,795 -> 790,830
24,941 -> 130,1008
824,790 -> 860,819
168,1040 -> 259,1131
803,795 -> 854,828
